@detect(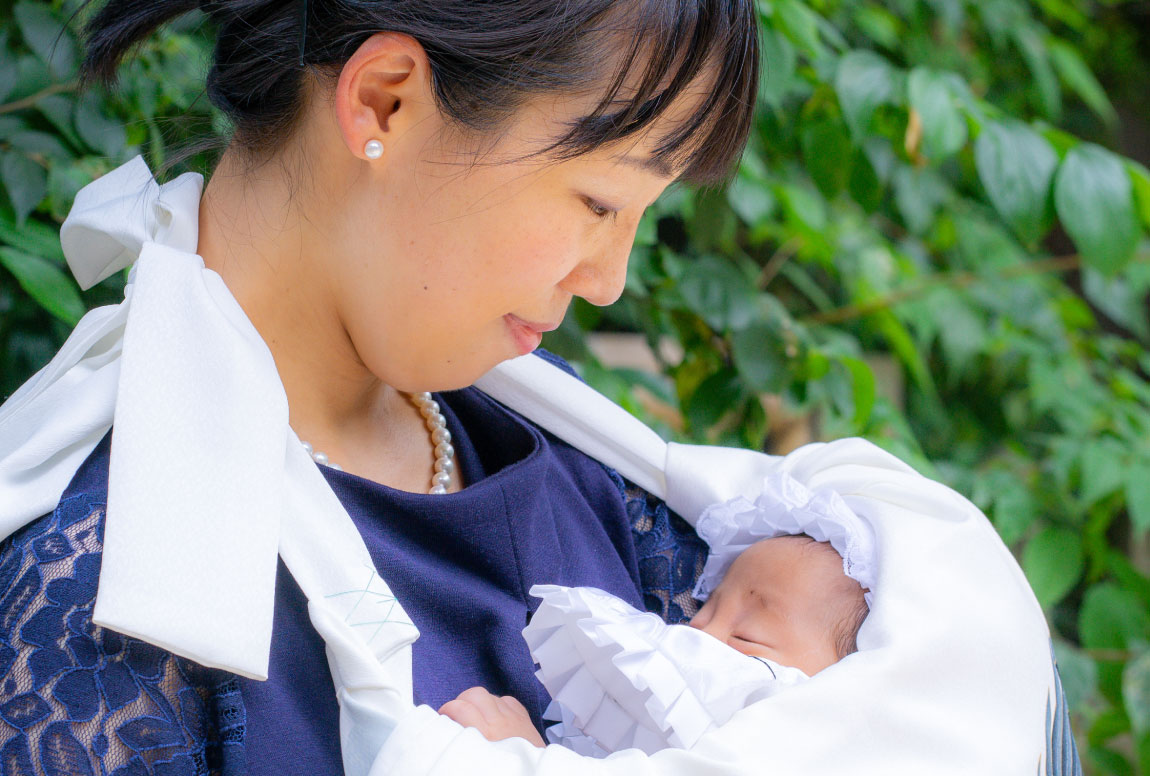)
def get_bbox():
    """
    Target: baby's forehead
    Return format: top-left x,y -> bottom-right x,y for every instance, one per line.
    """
729,535 -> 848,586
